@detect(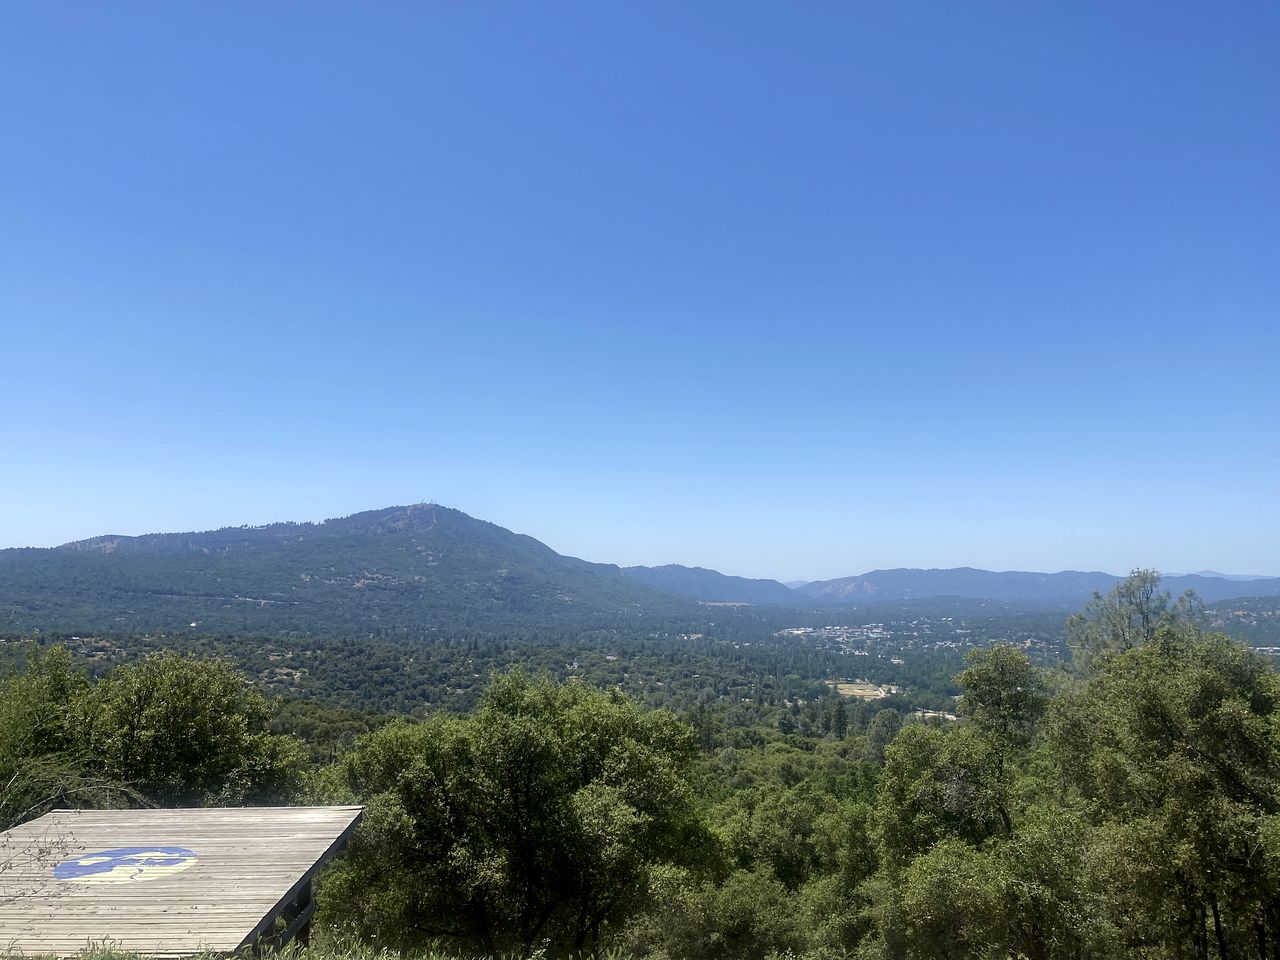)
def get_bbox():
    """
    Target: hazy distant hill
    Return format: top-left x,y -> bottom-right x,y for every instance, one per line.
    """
1185,570 -> 1275,582
0,504 -> 695,636
798,567 -> 1280,605
1160,574 -> 1280,603
622,564 -> 799,605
